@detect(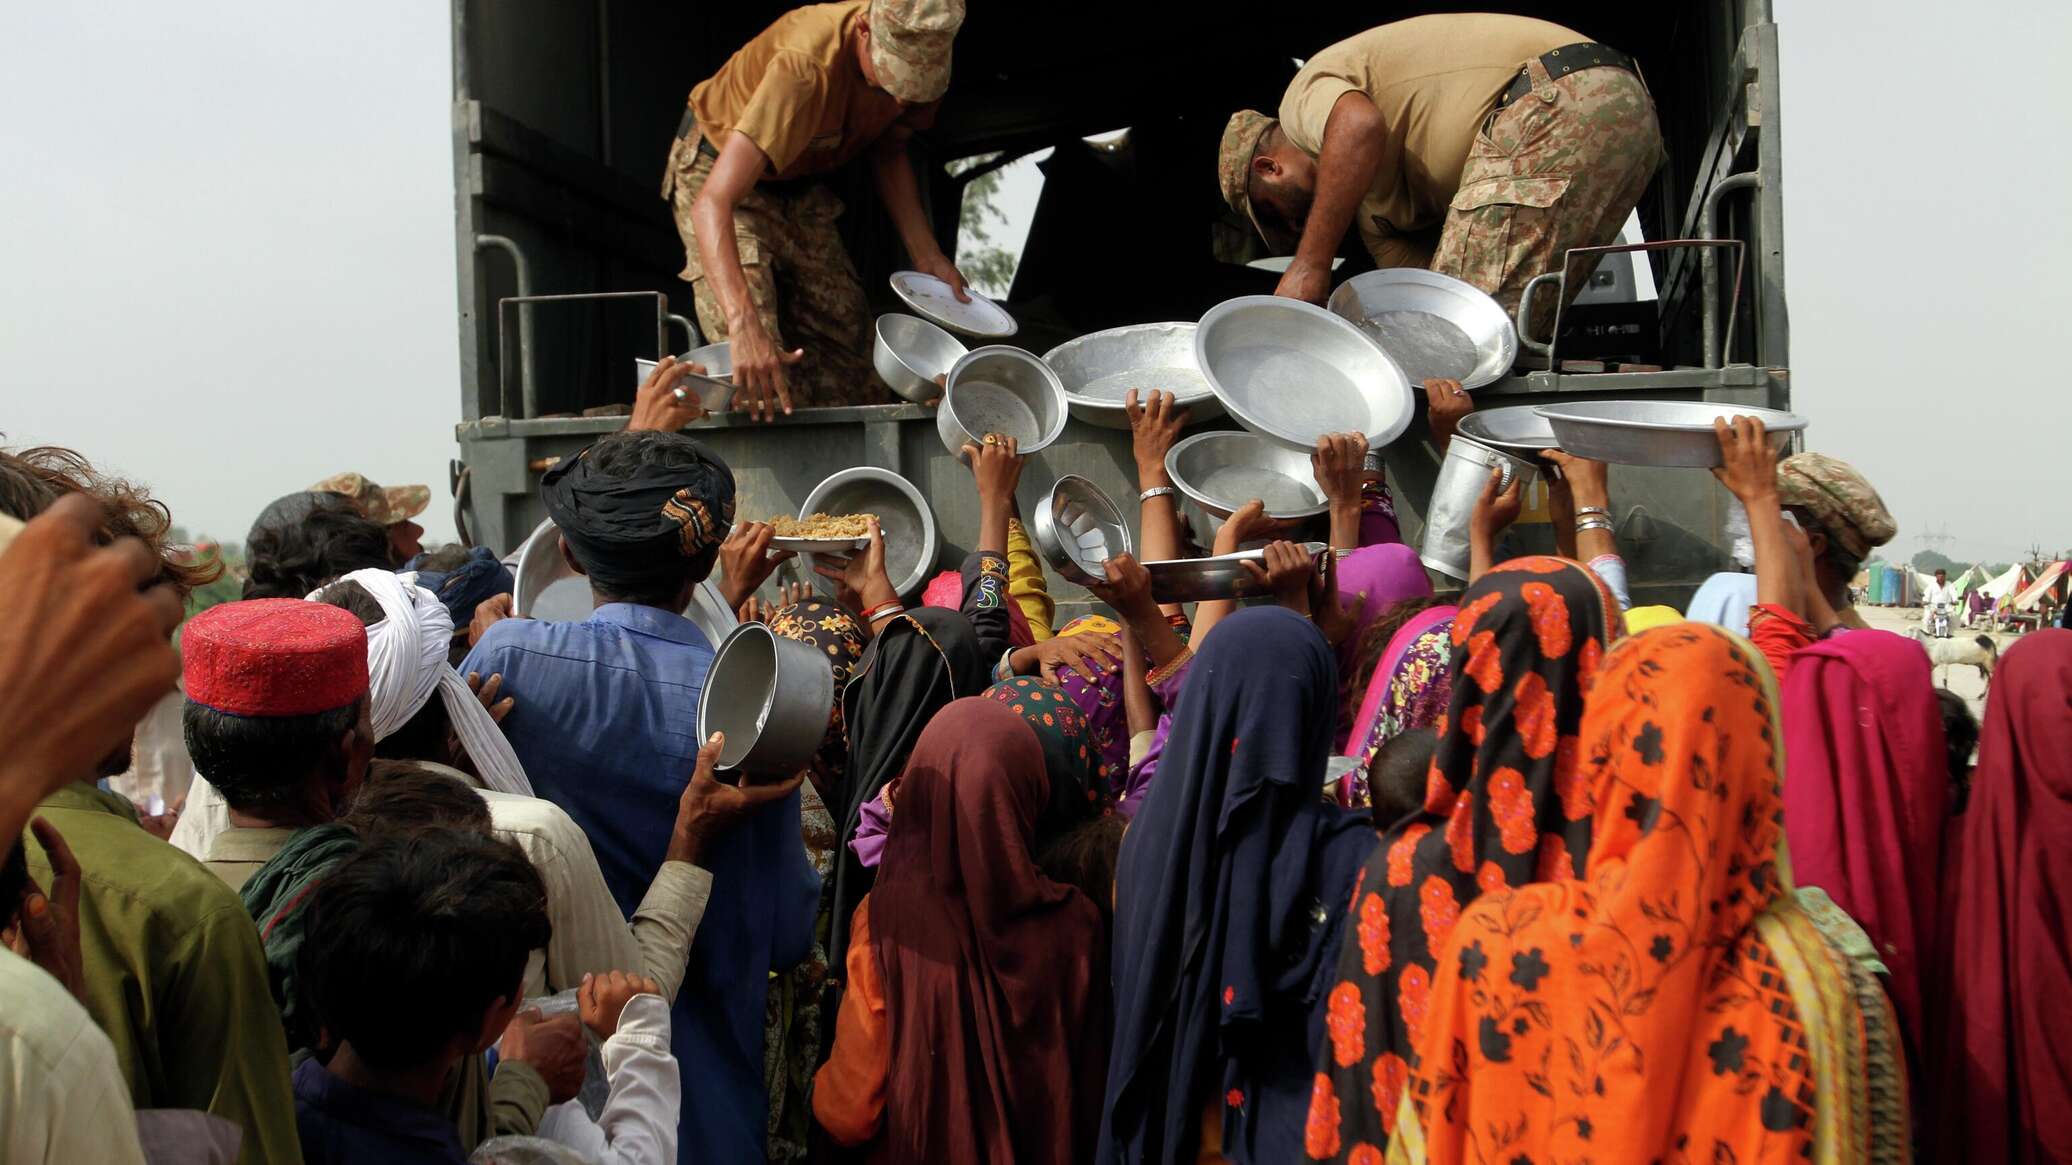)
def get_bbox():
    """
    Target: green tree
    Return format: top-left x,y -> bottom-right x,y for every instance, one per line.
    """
951,153 -> 1018,298
1910,548 -> 1959,574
